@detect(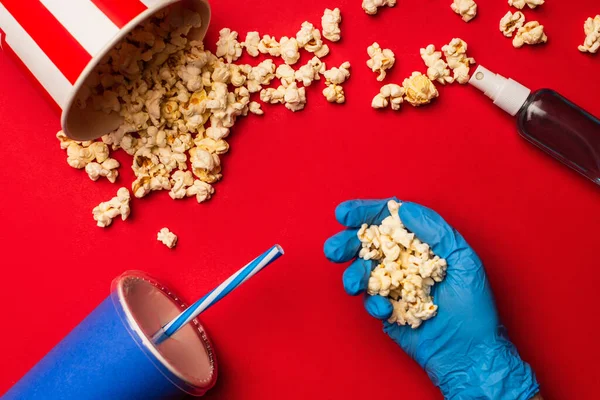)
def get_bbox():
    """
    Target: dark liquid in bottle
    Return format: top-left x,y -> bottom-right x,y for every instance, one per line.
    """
517,89 -> 600,185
